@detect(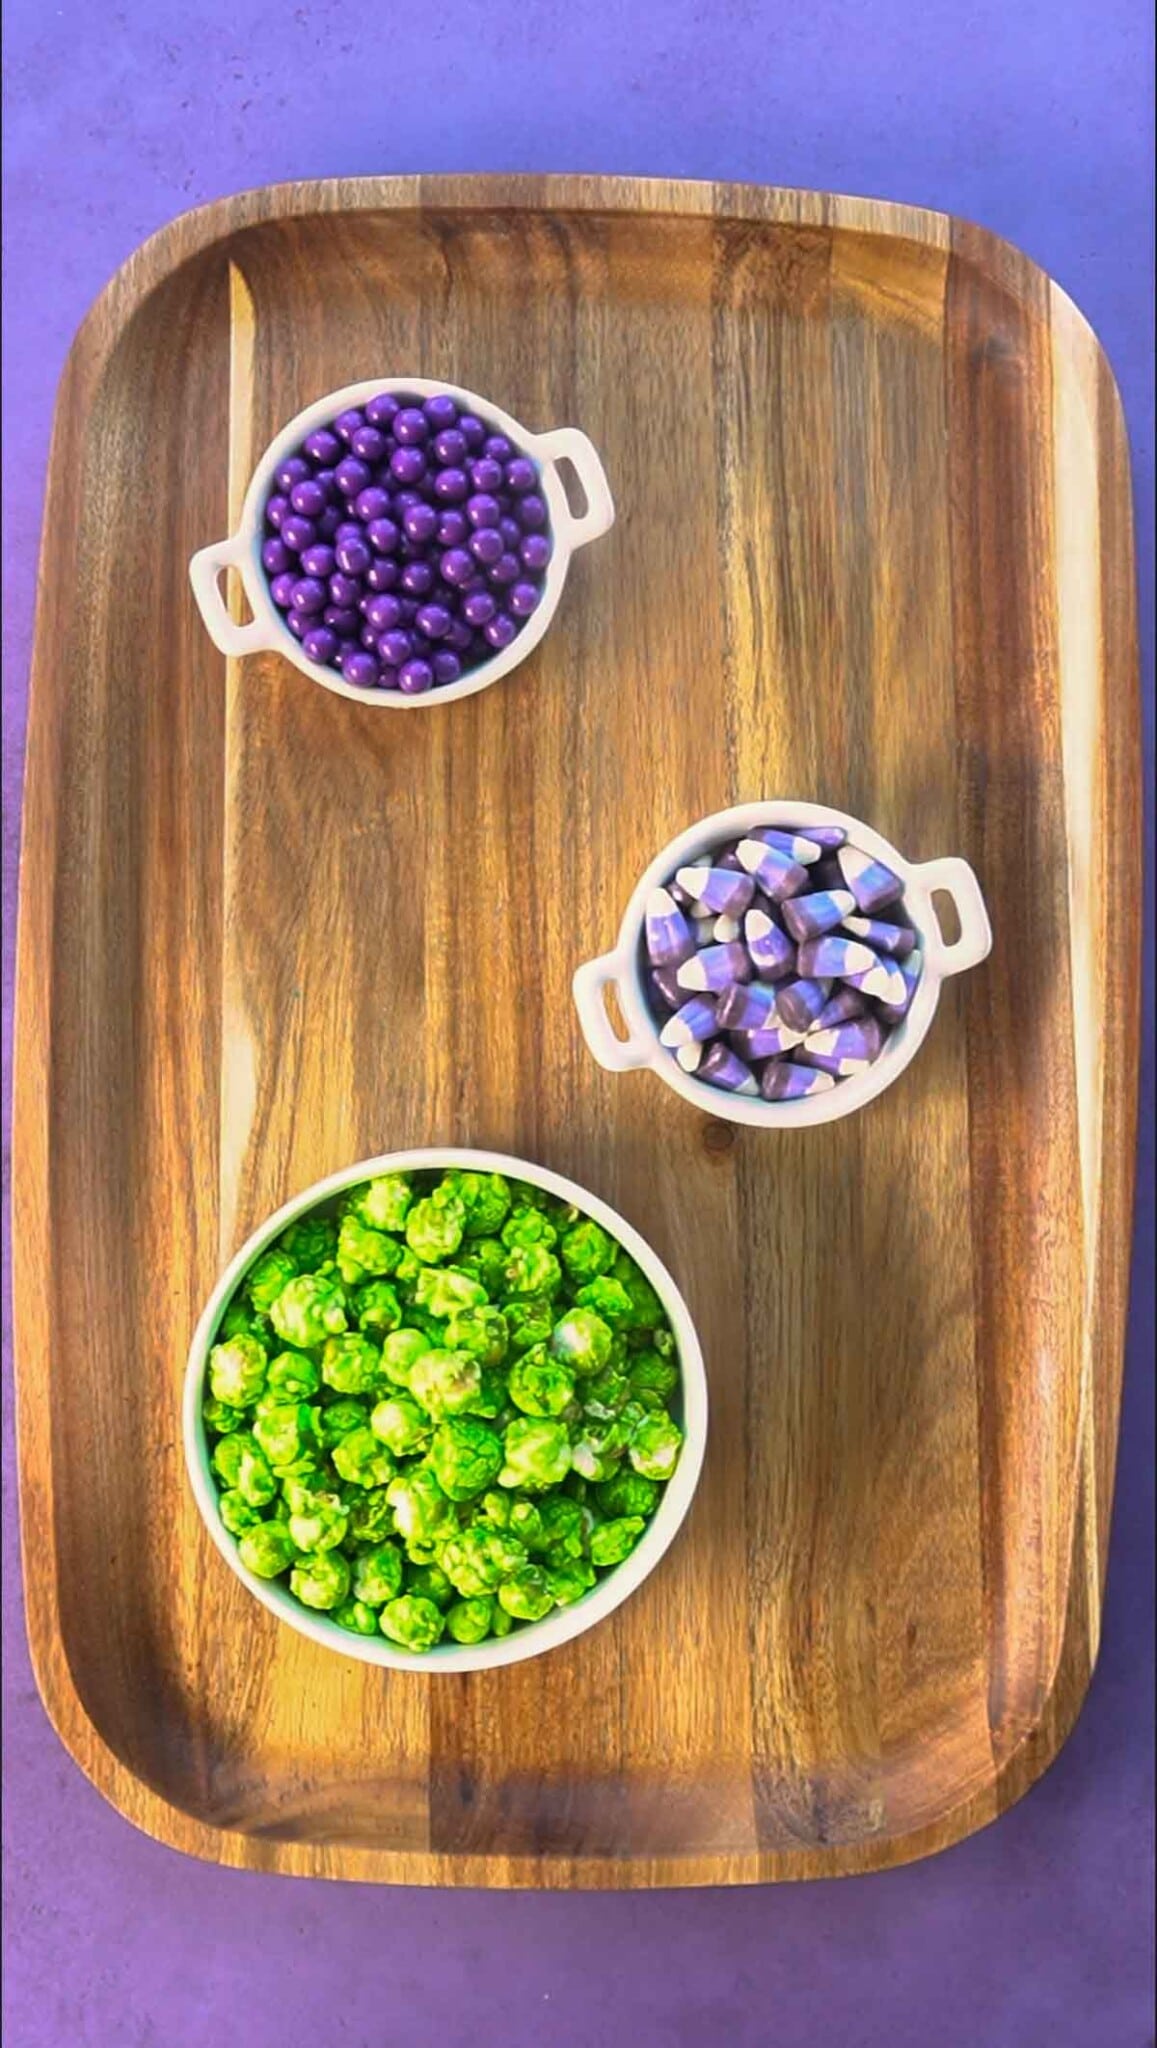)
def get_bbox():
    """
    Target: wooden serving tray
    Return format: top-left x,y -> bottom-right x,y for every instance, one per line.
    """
14,175 -> 1140,1887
